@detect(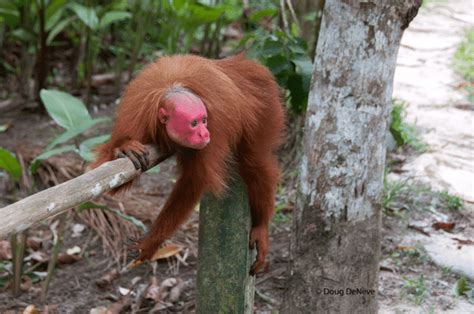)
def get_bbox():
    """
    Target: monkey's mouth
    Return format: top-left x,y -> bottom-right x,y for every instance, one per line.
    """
192,139 -> 210,150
